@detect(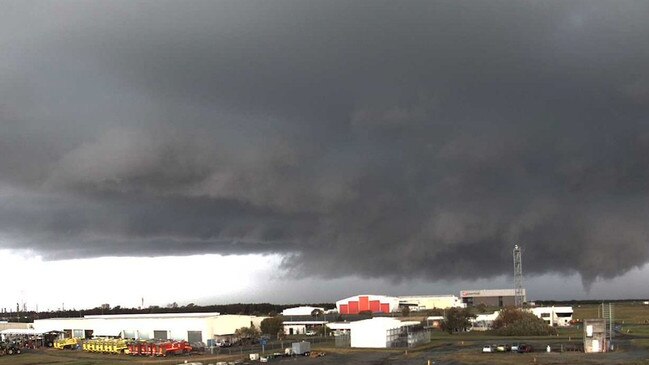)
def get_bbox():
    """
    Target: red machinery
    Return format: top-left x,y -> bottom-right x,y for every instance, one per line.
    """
128,340 -> 192,356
